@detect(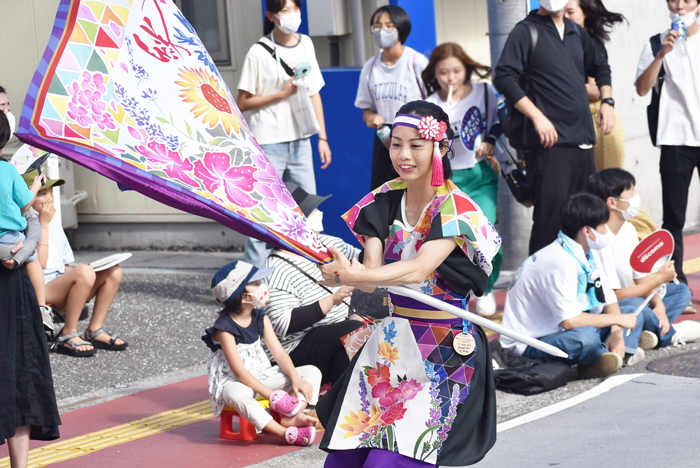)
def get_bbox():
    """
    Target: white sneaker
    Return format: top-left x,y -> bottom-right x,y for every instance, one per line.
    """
671,320 -> 700,346
623,347 -> 645,367
475,292 -> 497,316
639,330 -> 659,350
